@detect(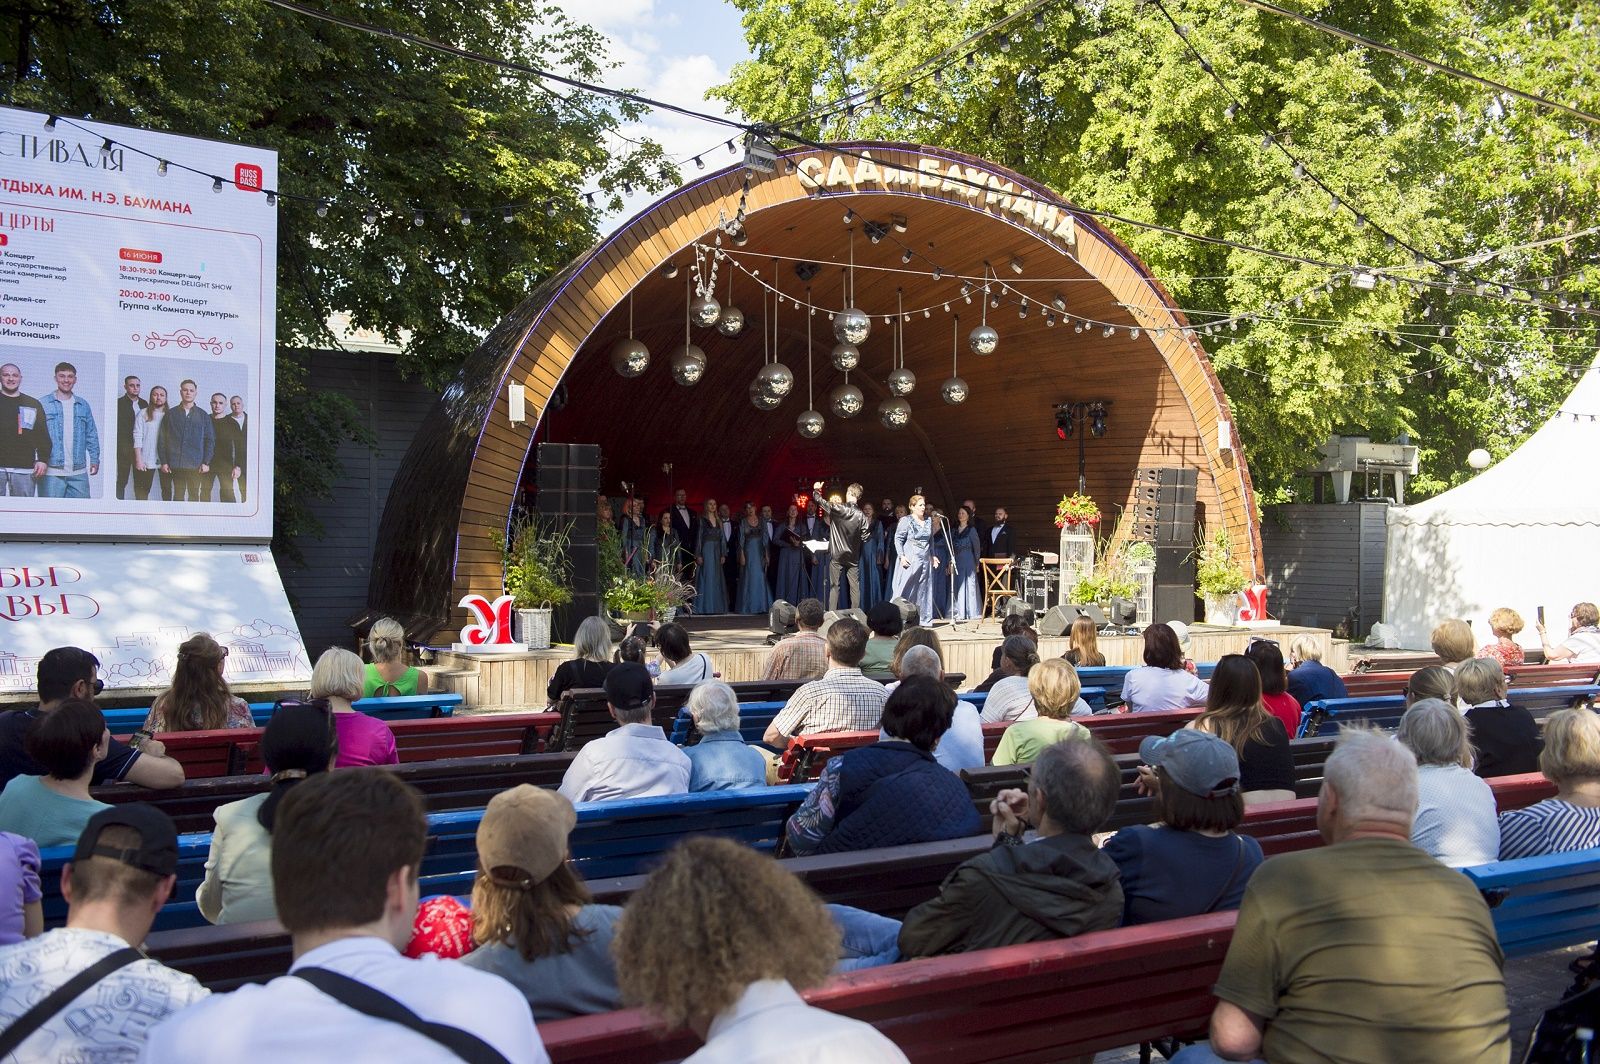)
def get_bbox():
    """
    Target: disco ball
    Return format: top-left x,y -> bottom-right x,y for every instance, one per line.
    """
797,409 -> 825,438
749,379 -> 781,410
669,344 -> 706,386
609,338 -> 650,378
715,305 -> 746,338
830,342 -> 861,372
689,295 -> 722,328
829,382 -> 865,418
941,375 -> 969,404
833,307 -> 871,346
969,324 -> 999,356
887,367 -> 917,396
756,361 -> 795,399
878,397 -> 912,429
